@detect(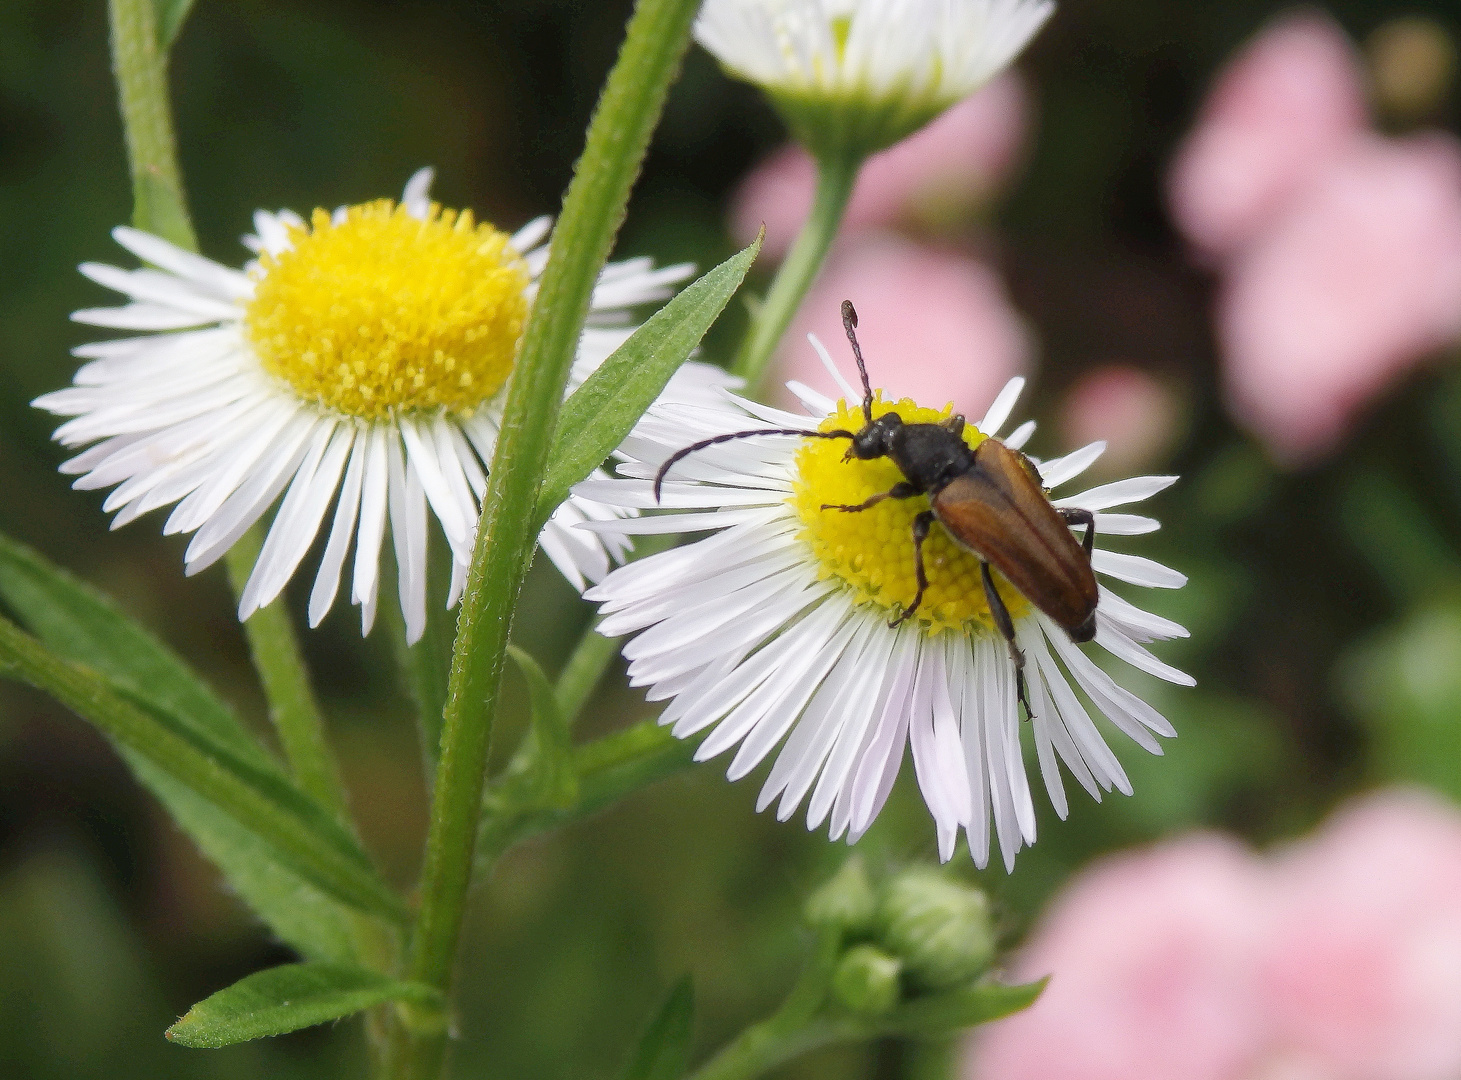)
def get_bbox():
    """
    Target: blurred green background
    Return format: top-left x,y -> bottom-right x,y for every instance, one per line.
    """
3,1 -> 1461,1077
